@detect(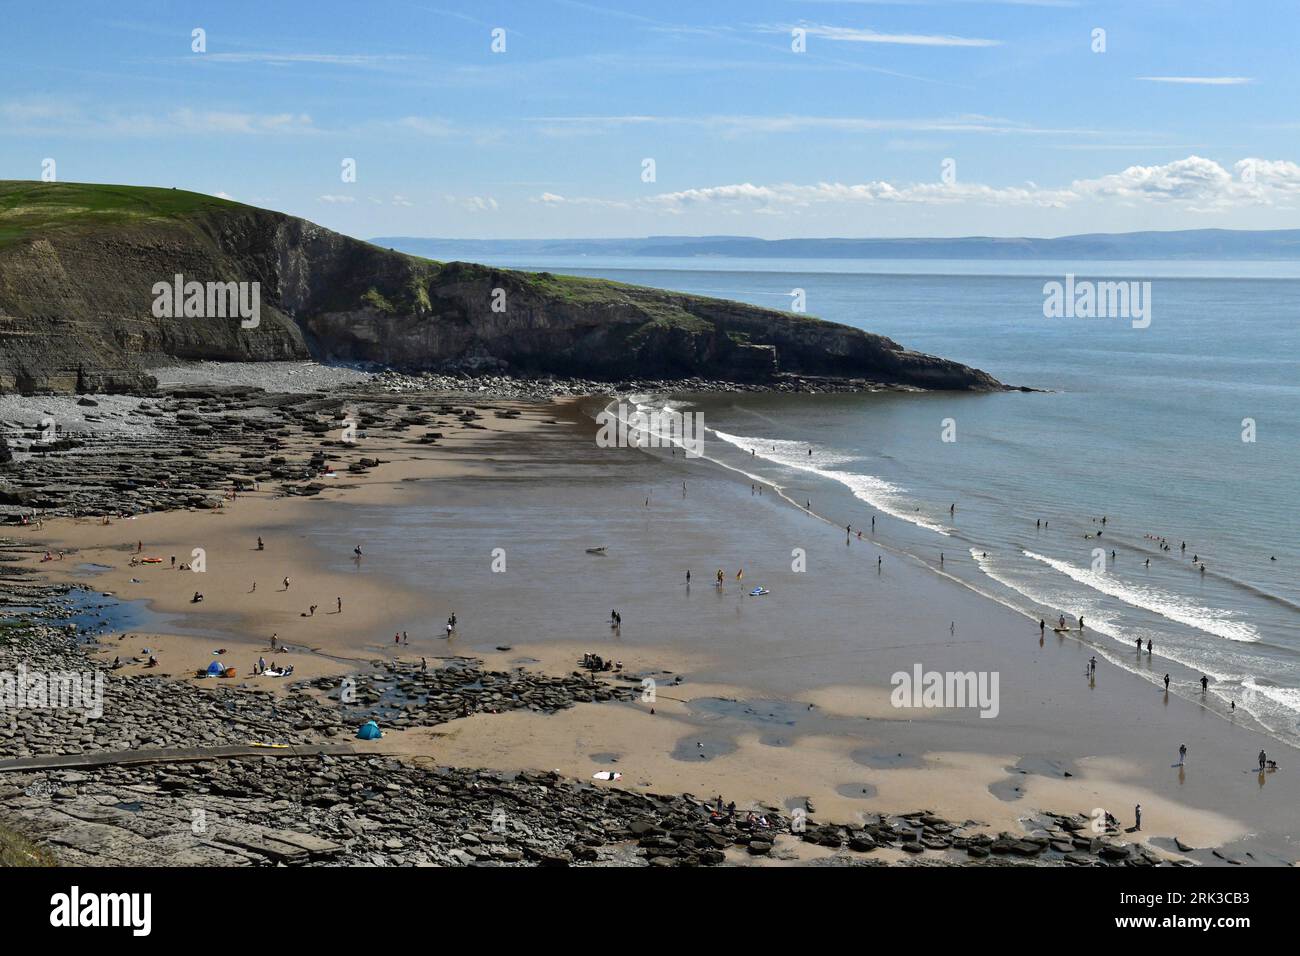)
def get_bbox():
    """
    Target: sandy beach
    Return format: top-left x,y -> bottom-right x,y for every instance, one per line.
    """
10,389 -> 1296,867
